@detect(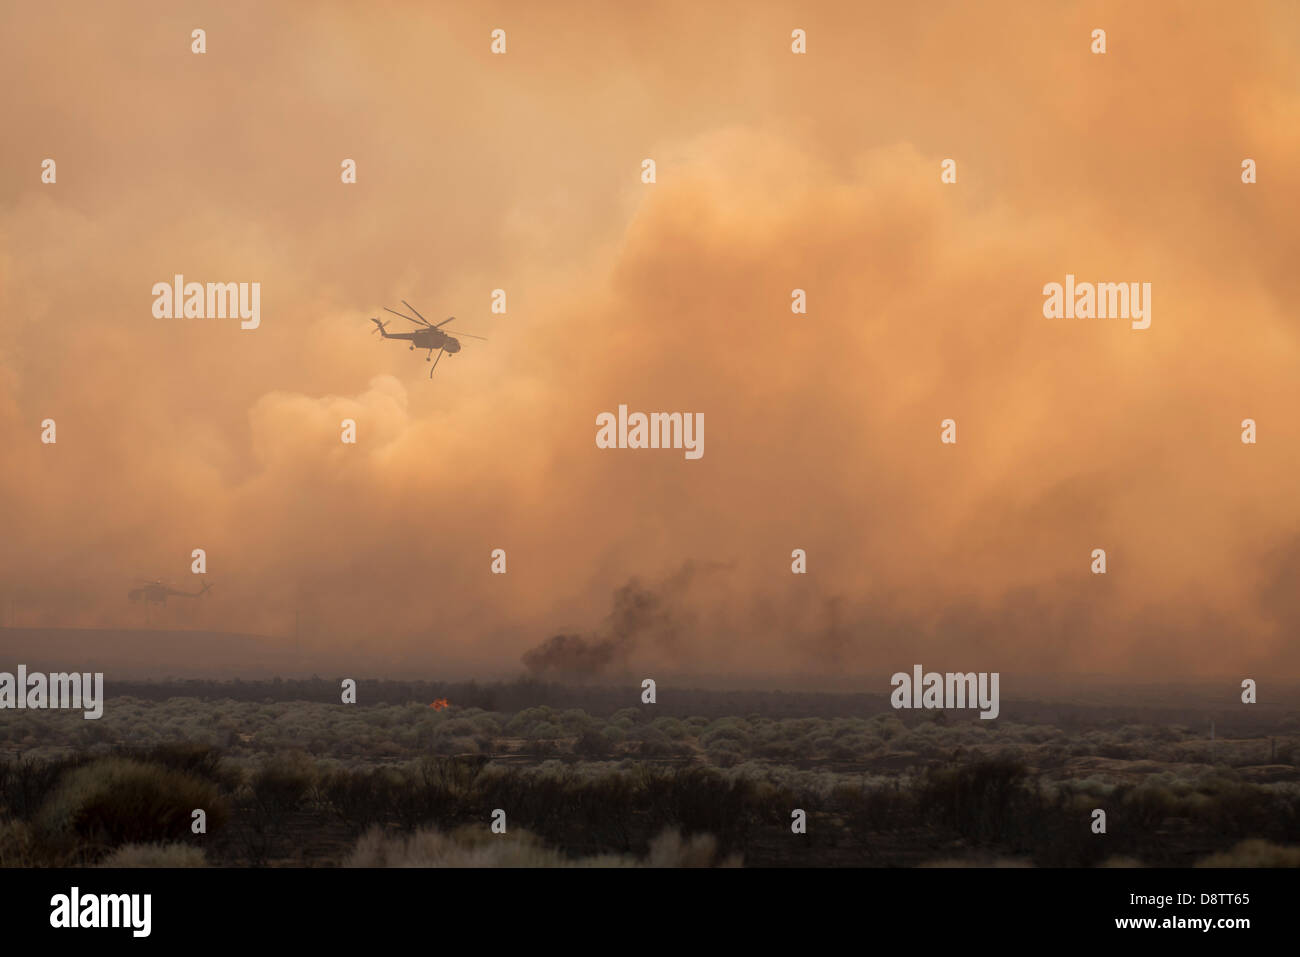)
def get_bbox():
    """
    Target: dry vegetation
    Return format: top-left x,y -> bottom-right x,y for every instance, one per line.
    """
2,679 -> 1298,867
